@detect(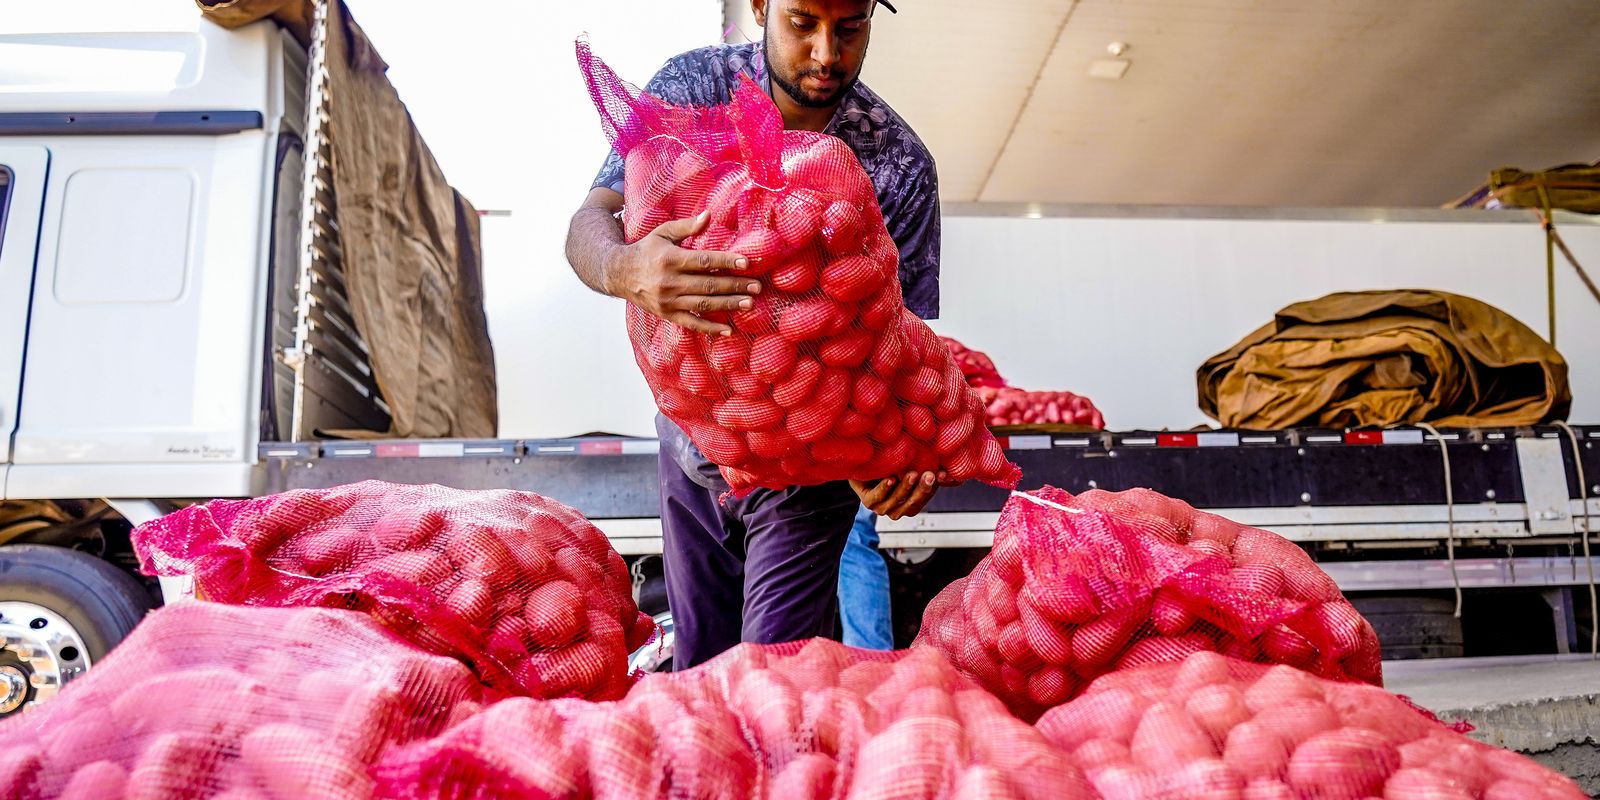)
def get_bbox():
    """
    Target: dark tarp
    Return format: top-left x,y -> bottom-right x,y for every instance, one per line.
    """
1198,290 -> 1571,430
198,0 -> 498,439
